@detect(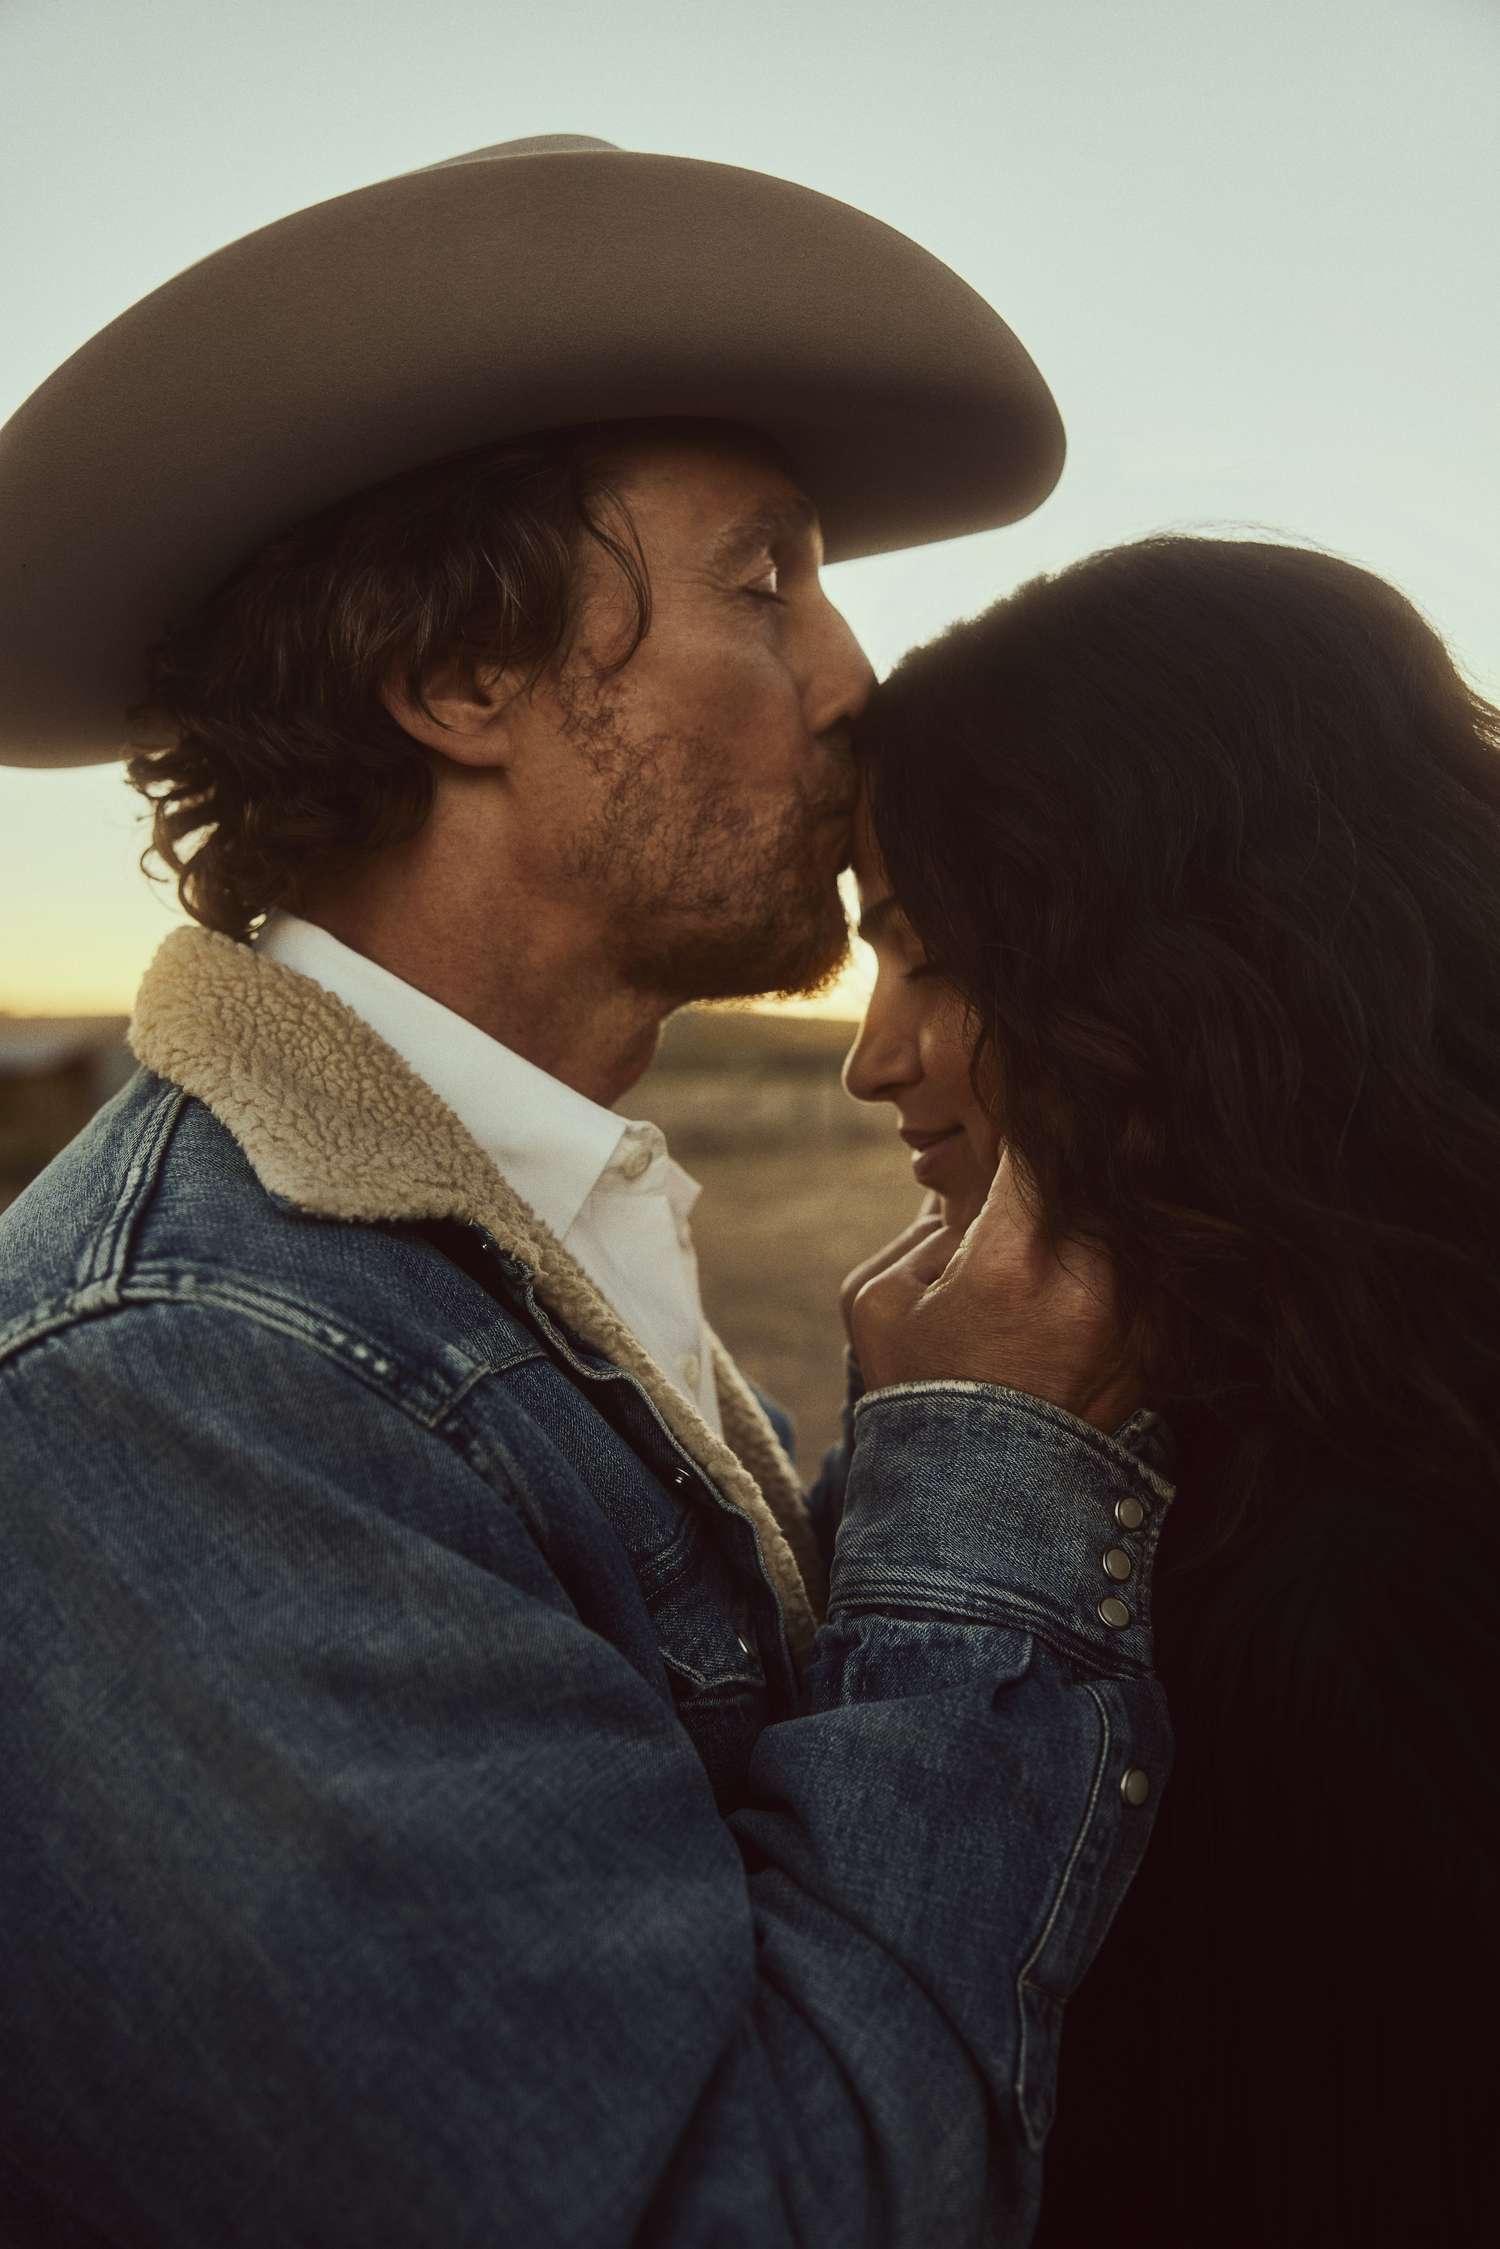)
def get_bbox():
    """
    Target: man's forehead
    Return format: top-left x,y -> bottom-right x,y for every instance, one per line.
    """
606,425 -> 822,550
706,491 -> 822,571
